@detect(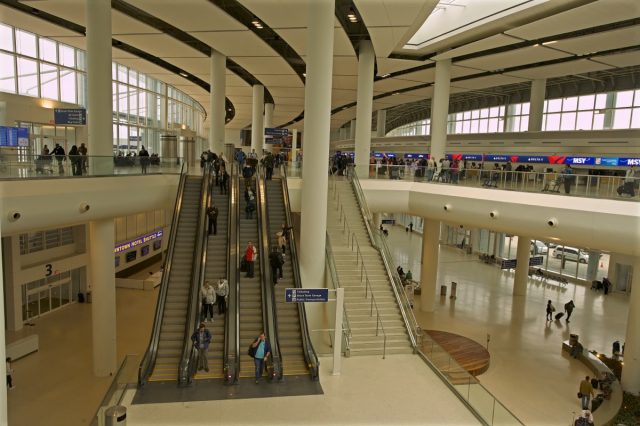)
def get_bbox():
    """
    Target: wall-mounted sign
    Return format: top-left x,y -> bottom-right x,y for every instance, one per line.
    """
114,230 -> 163,254
54,108 -> 86,125
618,158 -> 640,166
265,127 -> 289,145
0,127 -> 29,147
